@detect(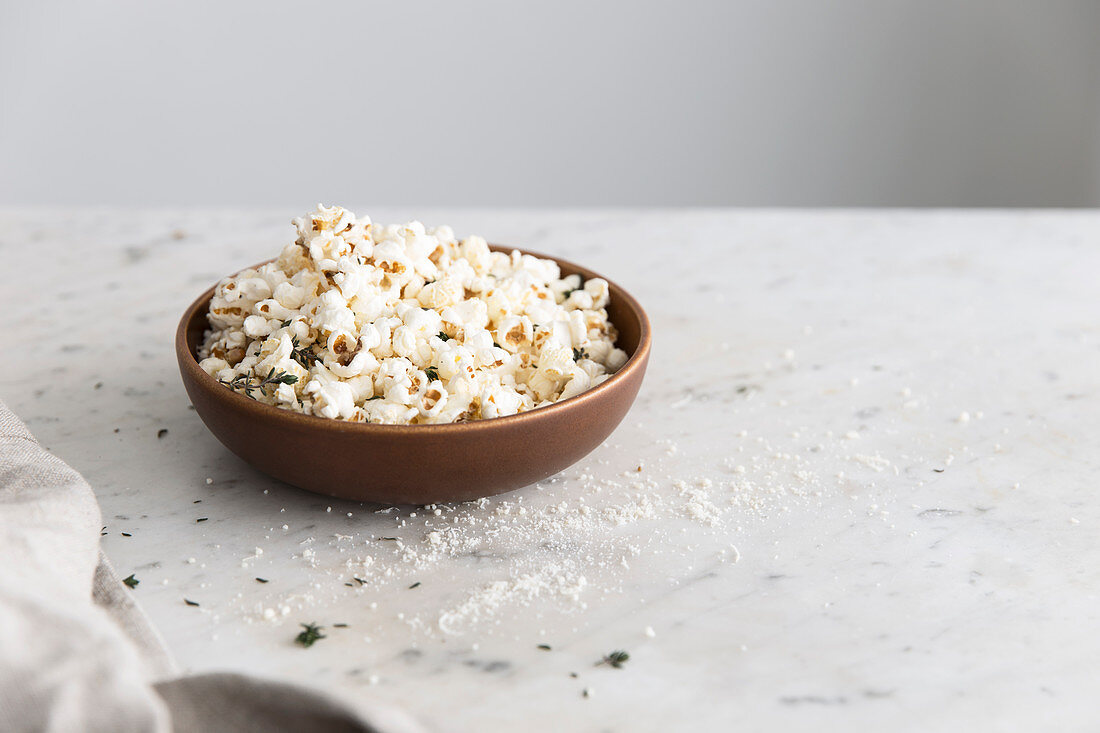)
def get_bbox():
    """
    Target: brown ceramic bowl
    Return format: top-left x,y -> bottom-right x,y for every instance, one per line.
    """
175,246 -> 651,504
